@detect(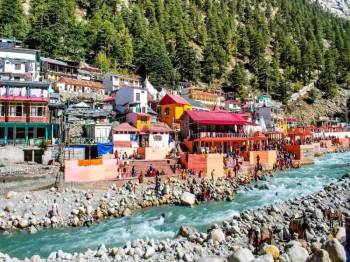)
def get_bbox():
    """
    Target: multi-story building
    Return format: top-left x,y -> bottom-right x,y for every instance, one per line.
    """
180,86 -> 224,109
54,77 -> 105,101
0,38 -> 40,81
0,80 -> 56,145
41,57 -> 78,82
115,86 -> 148,114
103,73 -> 142,95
